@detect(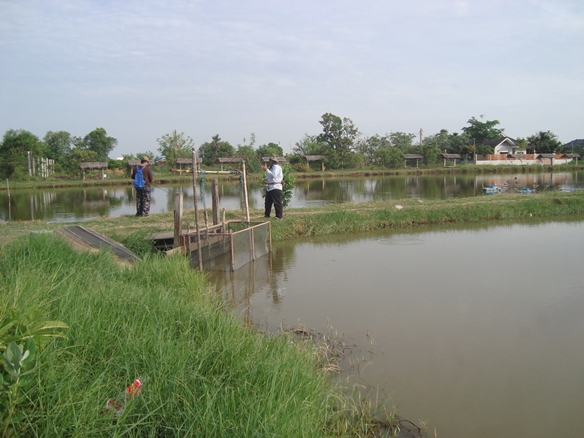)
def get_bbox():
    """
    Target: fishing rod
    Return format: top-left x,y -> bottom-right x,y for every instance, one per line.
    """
151,183 -> 172,194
